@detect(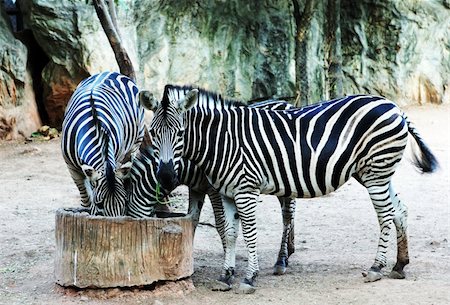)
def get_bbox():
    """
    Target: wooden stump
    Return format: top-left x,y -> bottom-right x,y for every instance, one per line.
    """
54,208 -> 194,288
